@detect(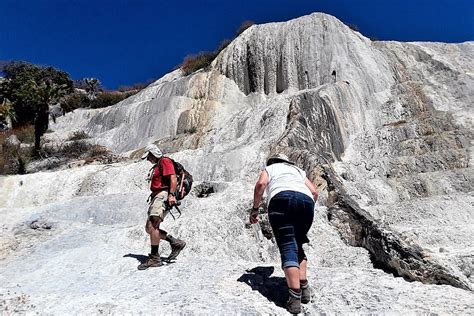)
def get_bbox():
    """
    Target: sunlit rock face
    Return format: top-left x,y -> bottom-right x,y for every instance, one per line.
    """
1,13 -> 473,314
